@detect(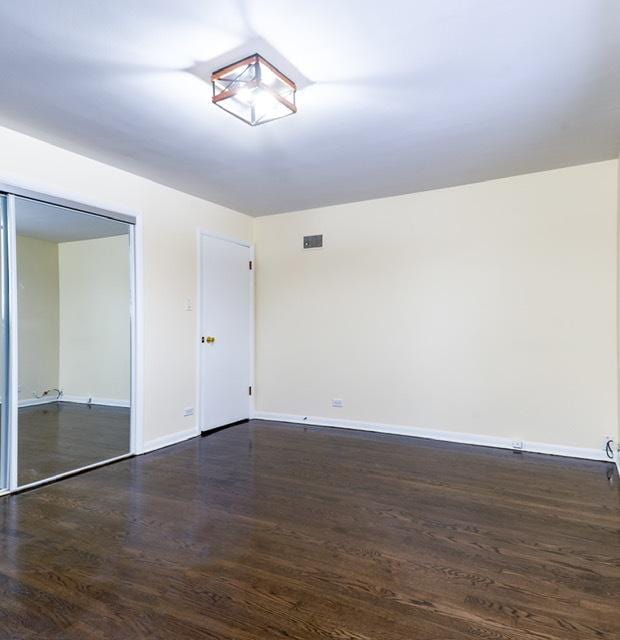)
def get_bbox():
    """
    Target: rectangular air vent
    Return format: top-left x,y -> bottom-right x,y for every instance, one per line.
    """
303,234 -> 323,249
